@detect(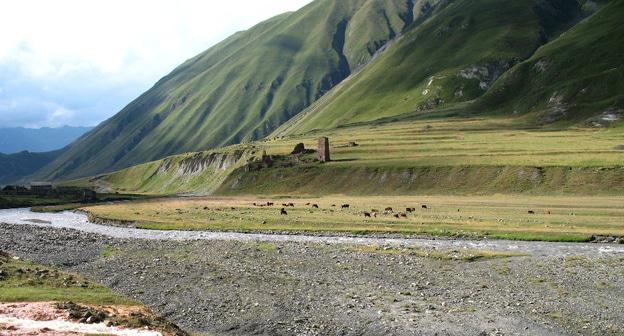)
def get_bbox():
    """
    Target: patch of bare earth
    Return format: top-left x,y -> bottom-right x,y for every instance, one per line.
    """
0,302 -> 178,336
